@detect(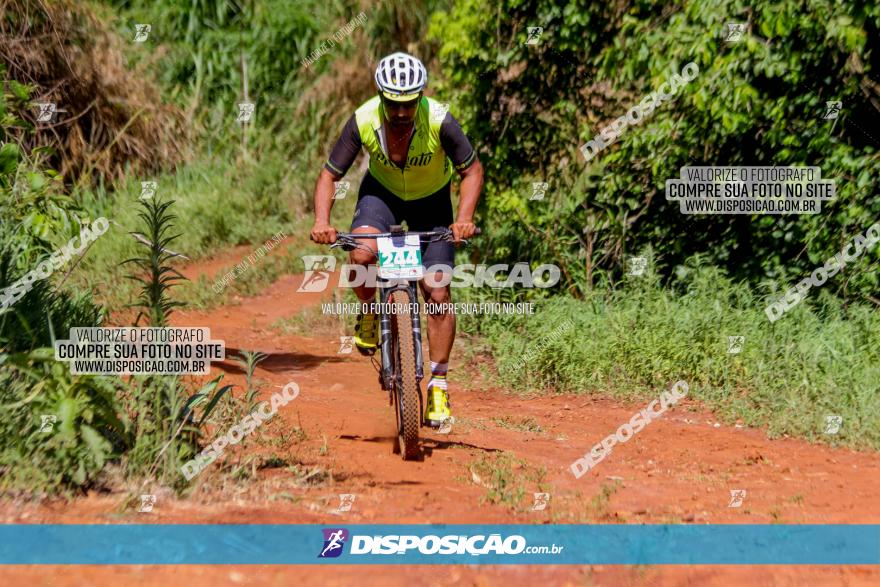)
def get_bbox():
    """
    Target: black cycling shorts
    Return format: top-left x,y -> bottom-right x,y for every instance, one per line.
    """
350,172 -> 454,269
